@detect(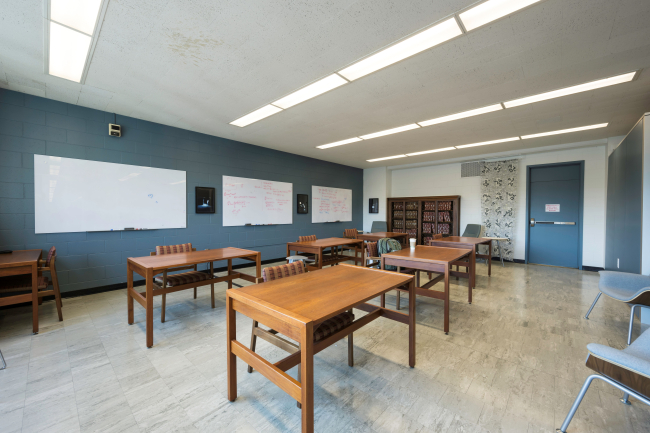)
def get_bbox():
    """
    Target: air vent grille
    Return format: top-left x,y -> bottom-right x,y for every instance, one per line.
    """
461,162 -> 480,177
